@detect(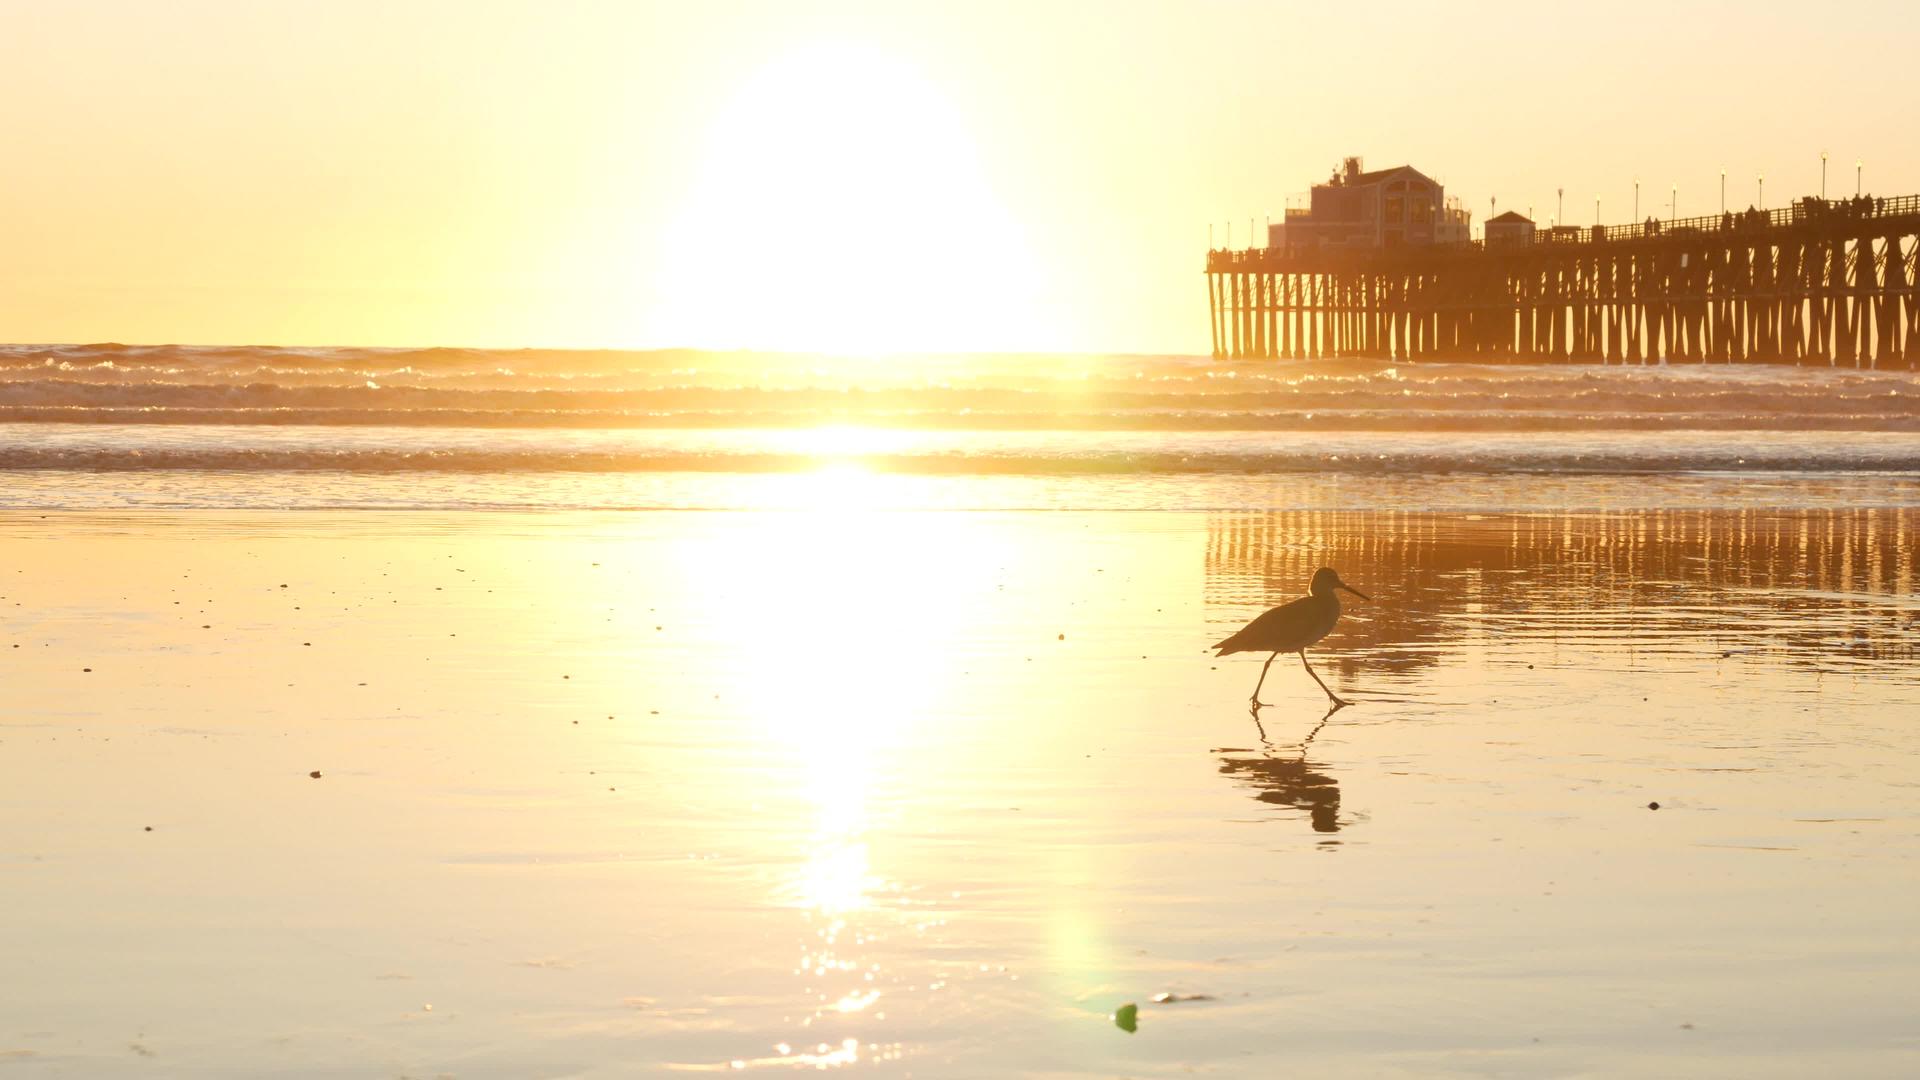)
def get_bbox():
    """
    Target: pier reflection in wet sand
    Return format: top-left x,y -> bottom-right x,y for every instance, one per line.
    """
1205,507 -> 1918,684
